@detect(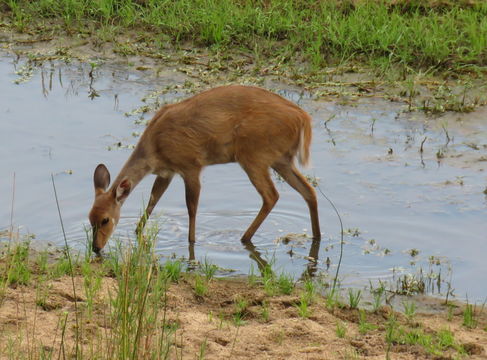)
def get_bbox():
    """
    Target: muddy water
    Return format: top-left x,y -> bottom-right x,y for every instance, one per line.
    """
1,55 -> 486,300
